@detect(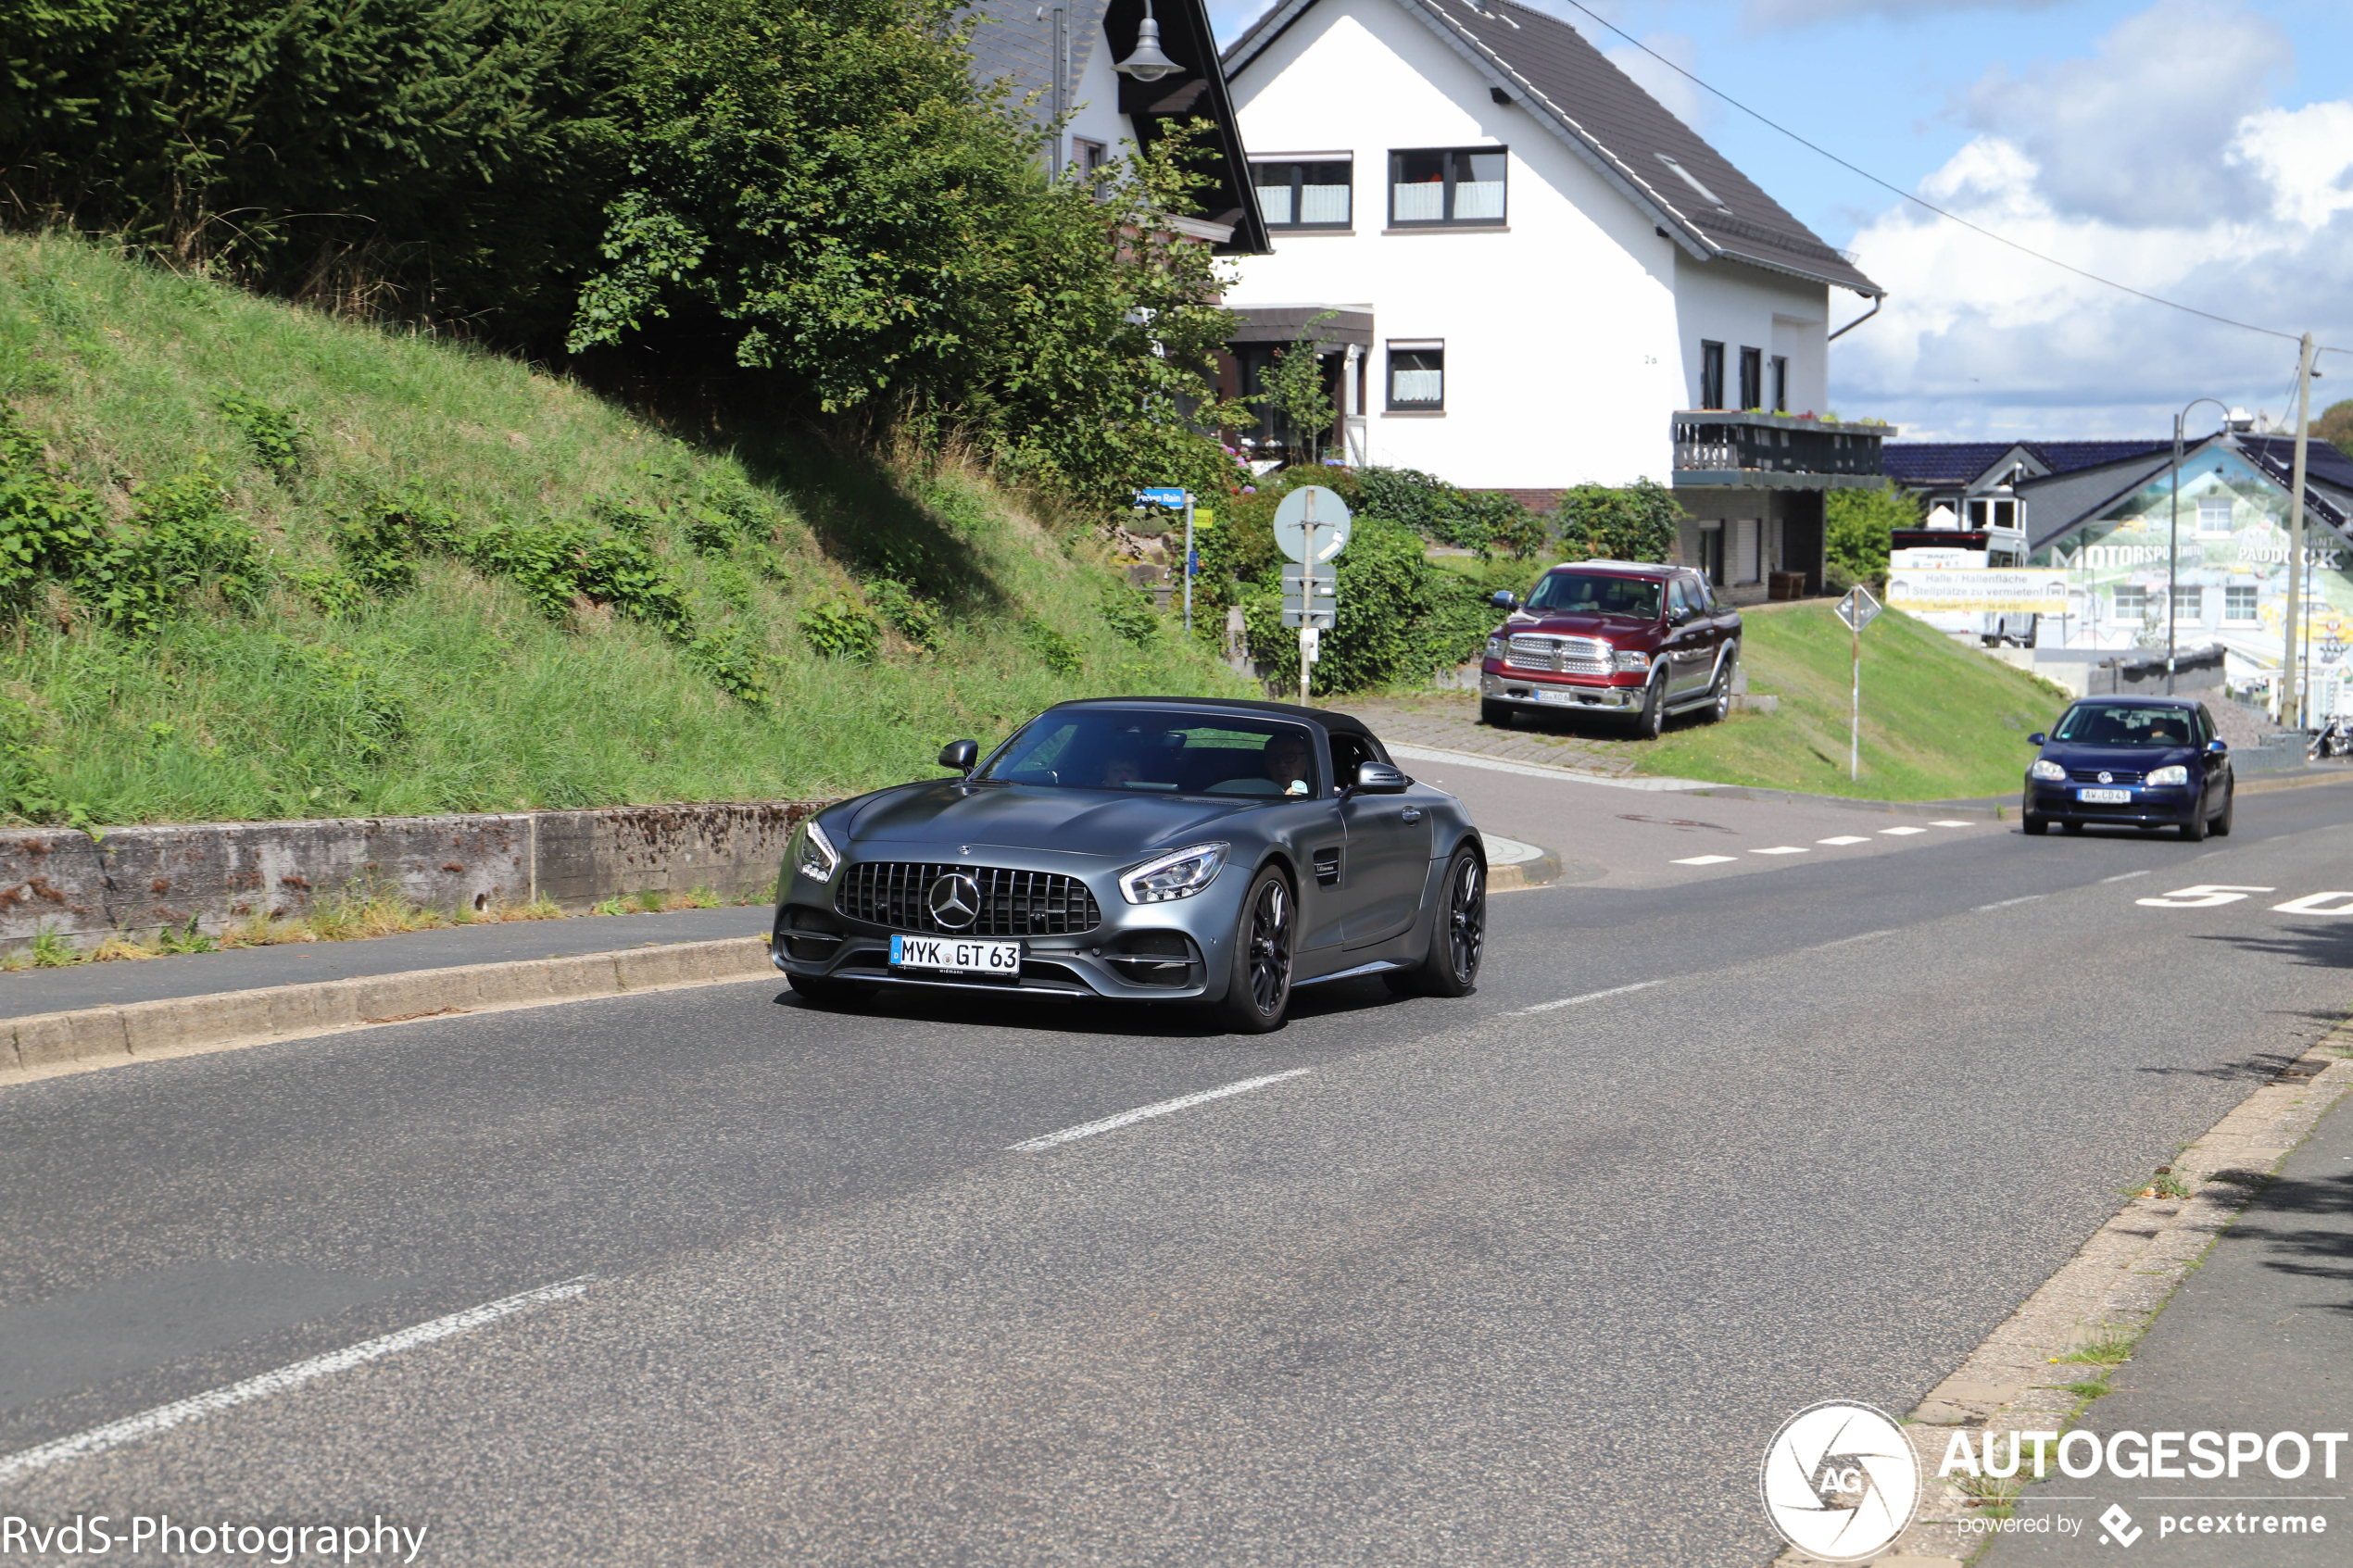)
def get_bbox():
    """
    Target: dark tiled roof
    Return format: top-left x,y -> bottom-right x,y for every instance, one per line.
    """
2019,456 -> 2177,554
1222,0 -> 1880,296
964,0 -> 1109,131
1882,443 -> 2015,486
2017,433 -> 2353,552
2236,433 -> 2353,495
2028,440 -> 2176,474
